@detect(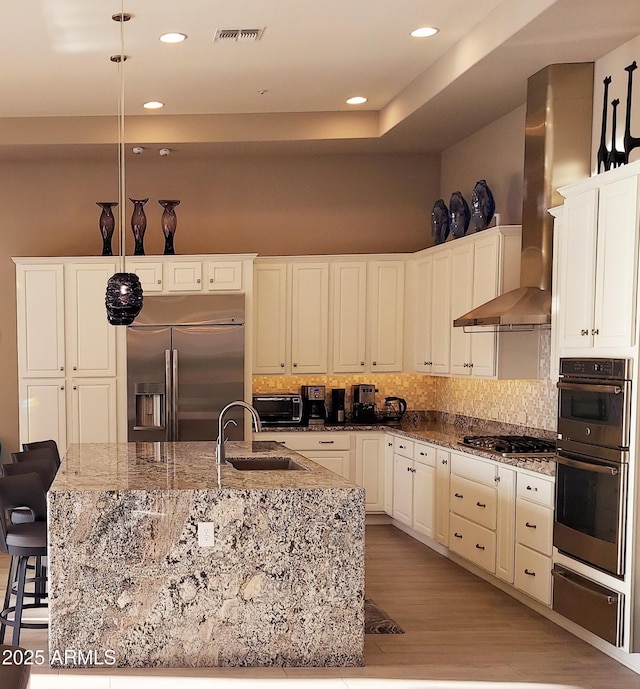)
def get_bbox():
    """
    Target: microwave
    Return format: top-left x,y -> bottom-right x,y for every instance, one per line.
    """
252,394 -> 303,426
